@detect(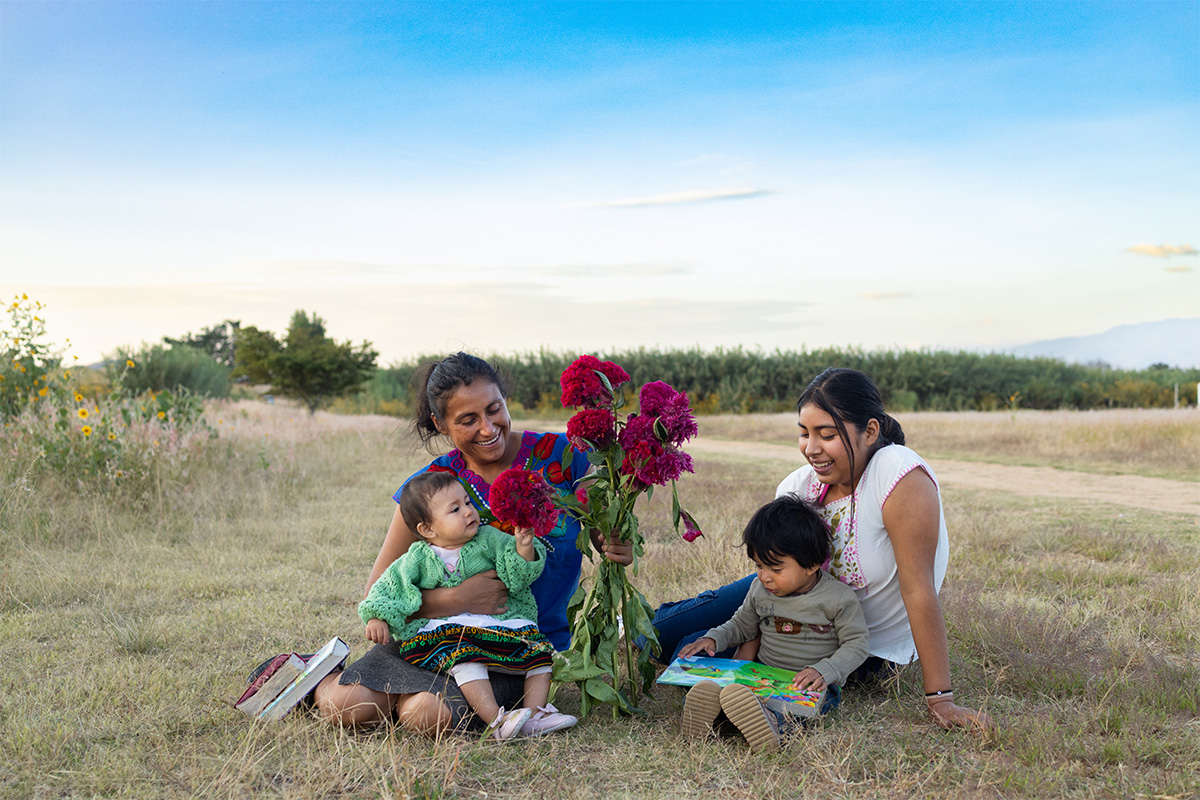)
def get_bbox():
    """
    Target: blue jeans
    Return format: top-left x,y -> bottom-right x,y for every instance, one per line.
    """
640,575 -> 757,663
